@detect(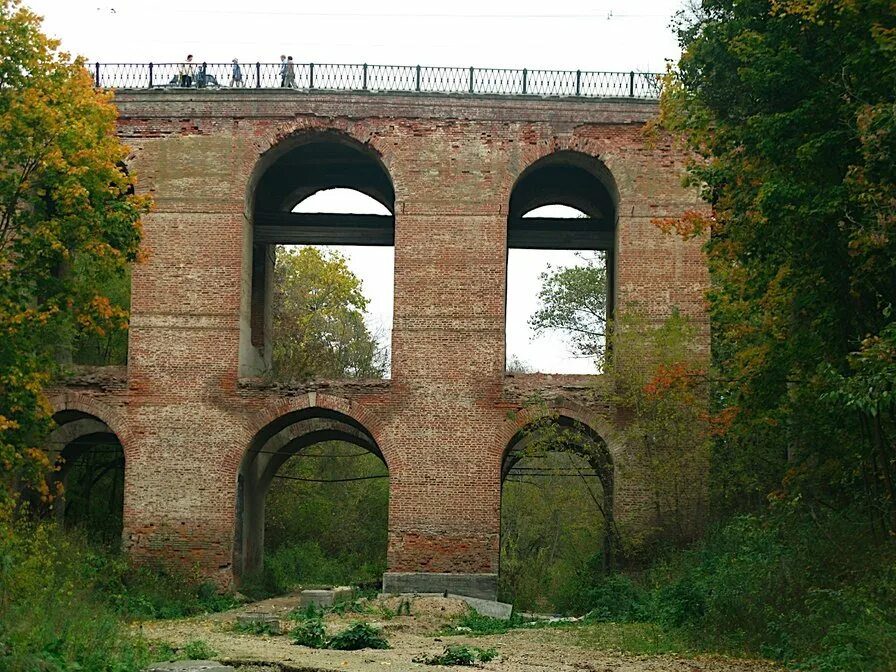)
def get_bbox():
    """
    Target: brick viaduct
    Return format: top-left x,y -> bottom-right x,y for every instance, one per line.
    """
47,88 -> 707,599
